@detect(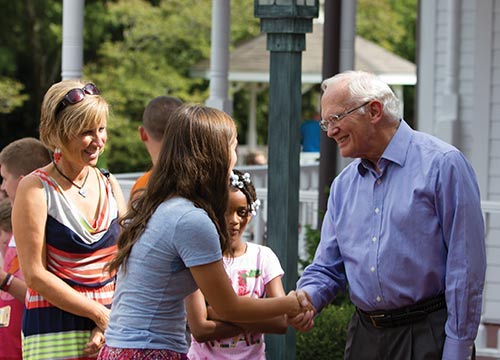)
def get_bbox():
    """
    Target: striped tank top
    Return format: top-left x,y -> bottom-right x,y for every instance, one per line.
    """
22,168 -> 120,360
